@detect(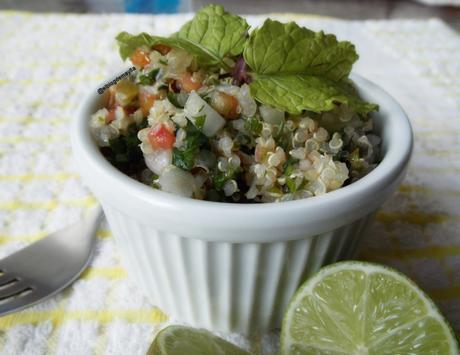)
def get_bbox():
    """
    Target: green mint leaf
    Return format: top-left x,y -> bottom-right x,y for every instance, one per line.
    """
116,5 -> 249,69
176,4 -> 249,64
243,19 -> 357,81
115,32 -> 190,61
250,75 -> 378,115
116,32 -> 156,61
243,19 -> 377,115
